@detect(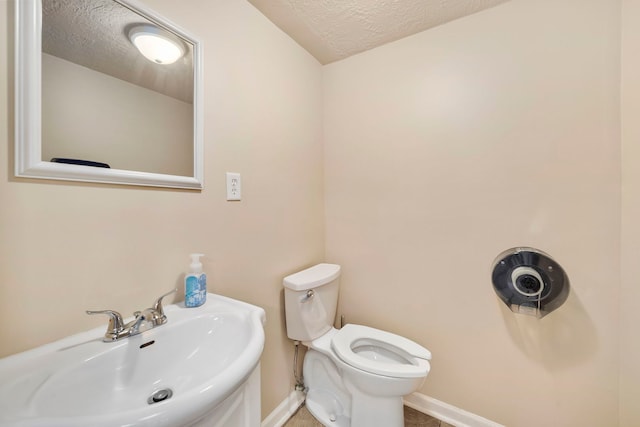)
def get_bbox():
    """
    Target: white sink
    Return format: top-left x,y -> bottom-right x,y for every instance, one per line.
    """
0,293 -> 266,427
